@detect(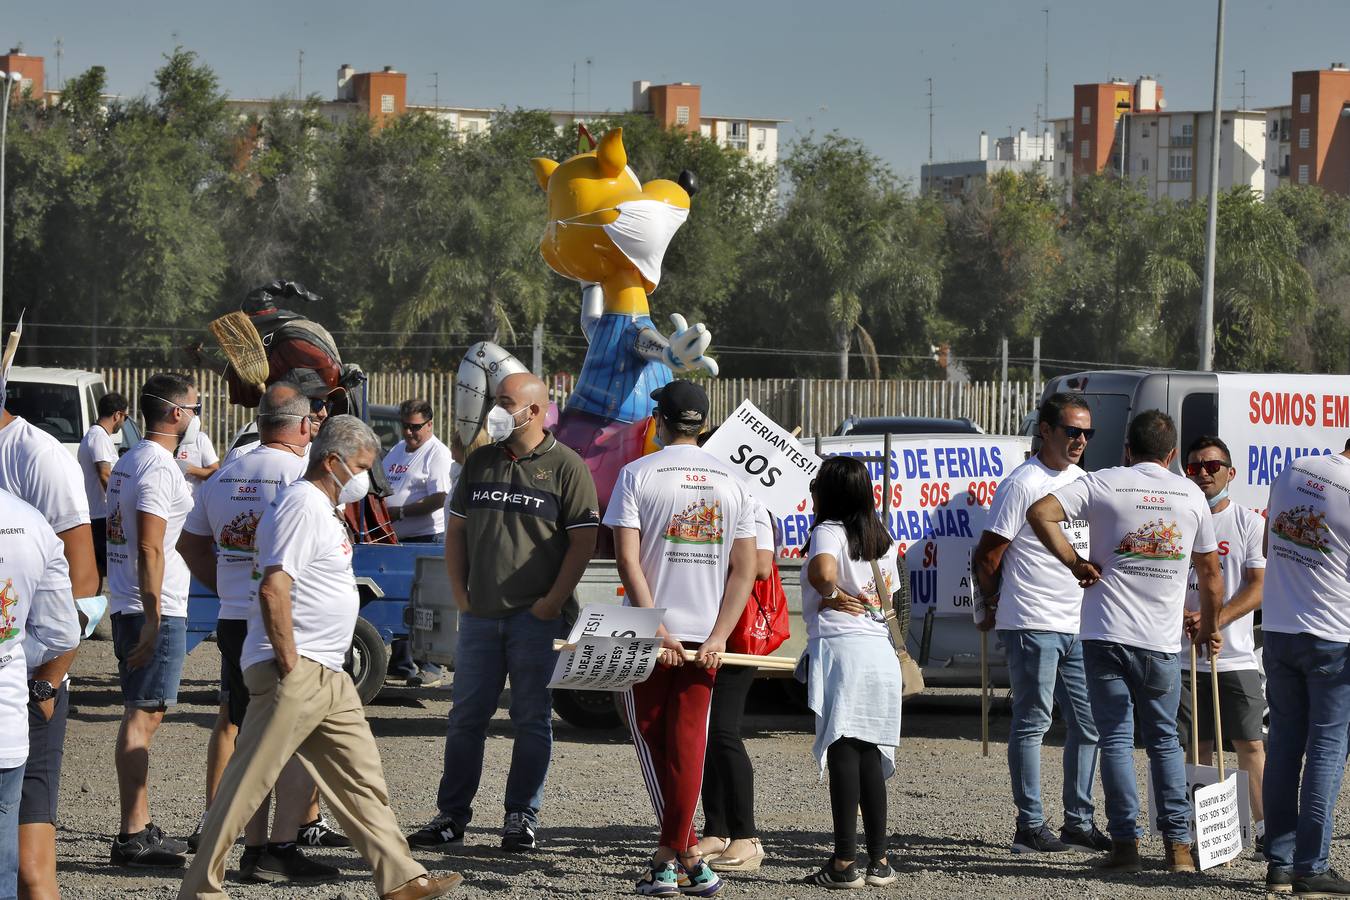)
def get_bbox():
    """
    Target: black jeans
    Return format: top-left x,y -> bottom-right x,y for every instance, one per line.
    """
827,737 -> 887,863
701,663 -> 757,839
